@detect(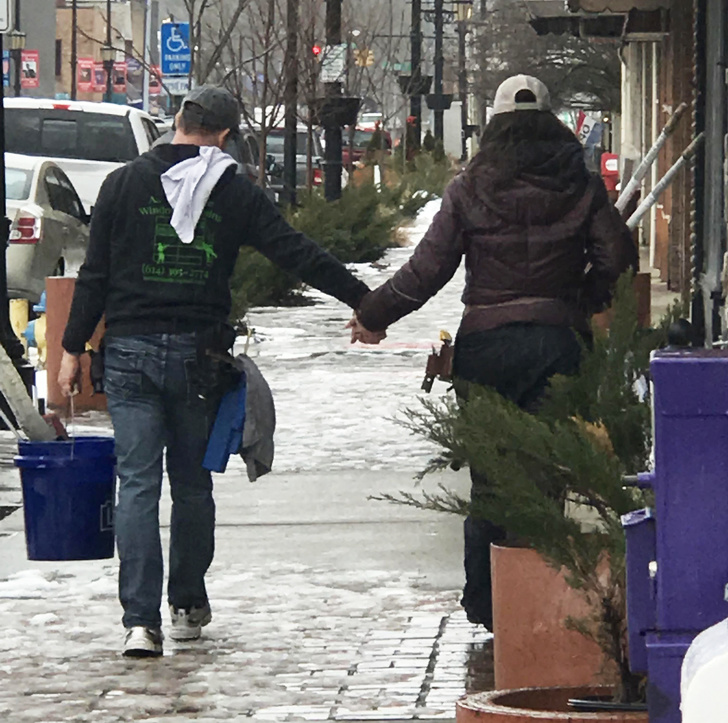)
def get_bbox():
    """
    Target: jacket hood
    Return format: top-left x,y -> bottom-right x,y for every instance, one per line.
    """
461,140 -> 591,227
